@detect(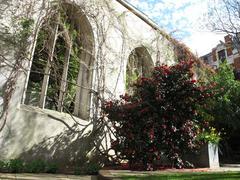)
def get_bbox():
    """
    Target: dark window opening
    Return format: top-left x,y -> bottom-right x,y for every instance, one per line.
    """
218,50 -> 226,62
25,4 -> 94,120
